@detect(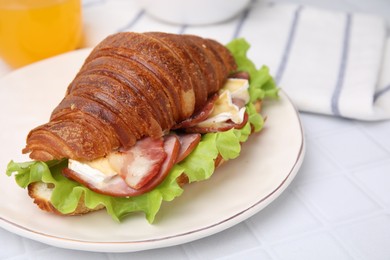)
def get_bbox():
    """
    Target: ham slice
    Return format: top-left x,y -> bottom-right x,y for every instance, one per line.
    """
63,136 -> 180,197
228,71 -> 250,80
172,94 -> 218,130
184,112 -> 249,133
176,133 -> 201,163
110,137 -> 167,189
